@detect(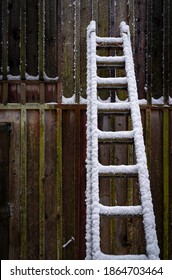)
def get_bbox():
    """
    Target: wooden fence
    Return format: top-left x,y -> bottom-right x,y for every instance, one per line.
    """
0,0 -> 172,260
0,104 -> 172,260
1,0 -> 172,102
